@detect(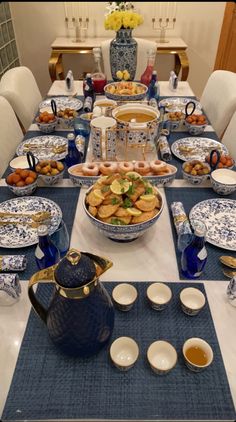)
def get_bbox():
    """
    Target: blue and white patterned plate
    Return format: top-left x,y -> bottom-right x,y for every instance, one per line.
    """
189,198 -> 236,251
171,137 -> 228,162
16,135 -> 68,161
39,97 -> 83,111
0,197 -> 62,248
